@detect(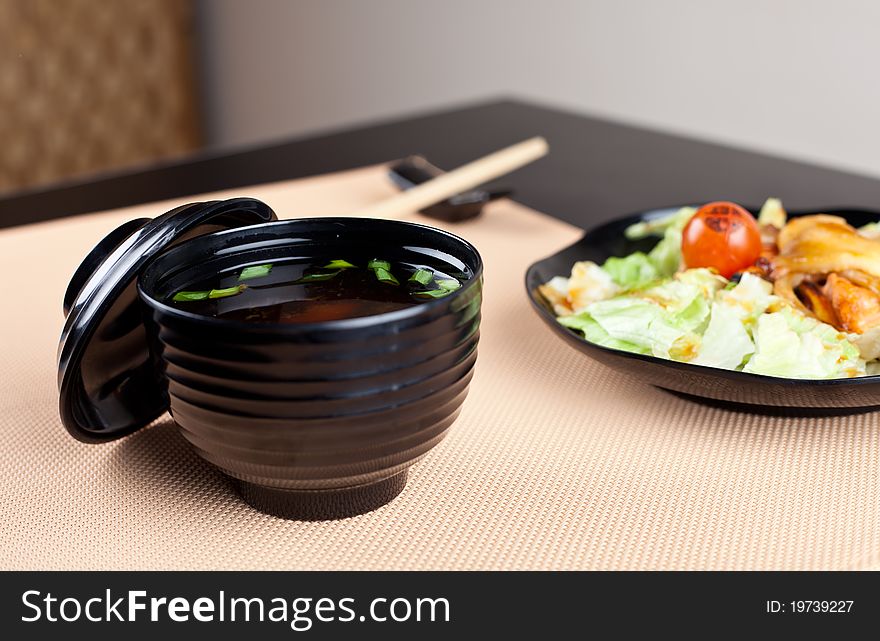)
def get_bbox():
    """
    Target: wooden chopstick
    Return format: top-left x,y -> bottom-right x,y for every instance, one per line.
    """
351,136 -> 549,219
